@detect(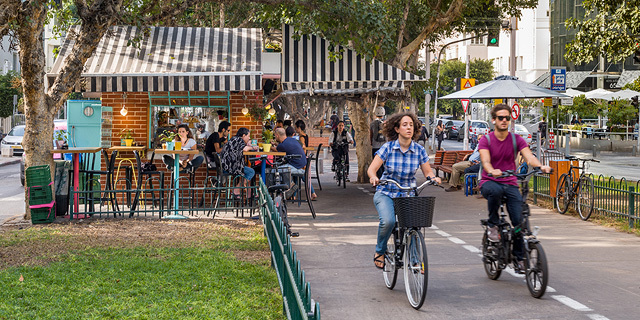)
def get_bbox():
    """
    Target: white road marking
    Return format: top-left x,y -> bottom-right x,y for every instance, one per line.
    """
551,295 -> 593,312
586,314 -> 610,320
462,245 -> 480,253
434,230 -> 450,237
448,237 -> 466,244
546,286 -> 556,293
0,195 -> 25,201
